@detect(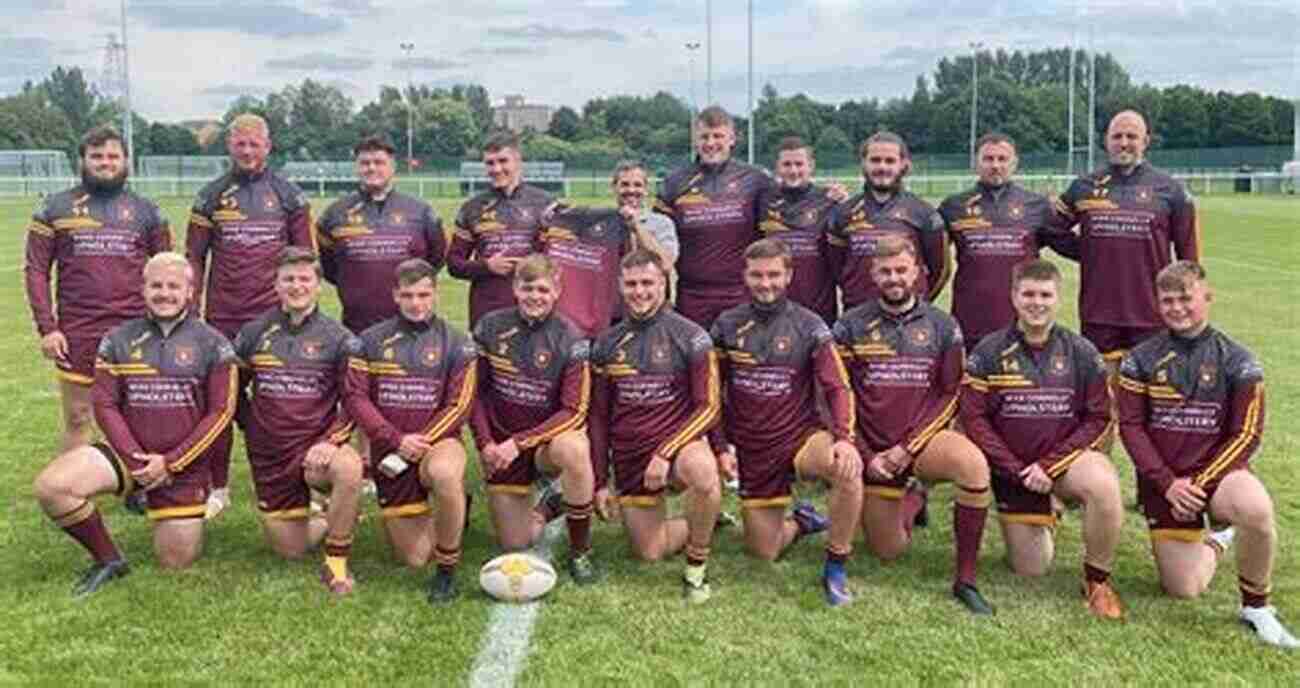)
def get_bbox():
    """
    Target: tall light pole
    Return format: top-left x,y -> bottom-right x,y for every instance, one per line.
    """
120,0 -> 133,169
686,42 -> 701,155
1067,39 -> 1076,175
1087,27 -> 1096,170
706,0 -> 713,105
400,42 -> 415,173
747,0 -> 754,164
969,42 -> 983,168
